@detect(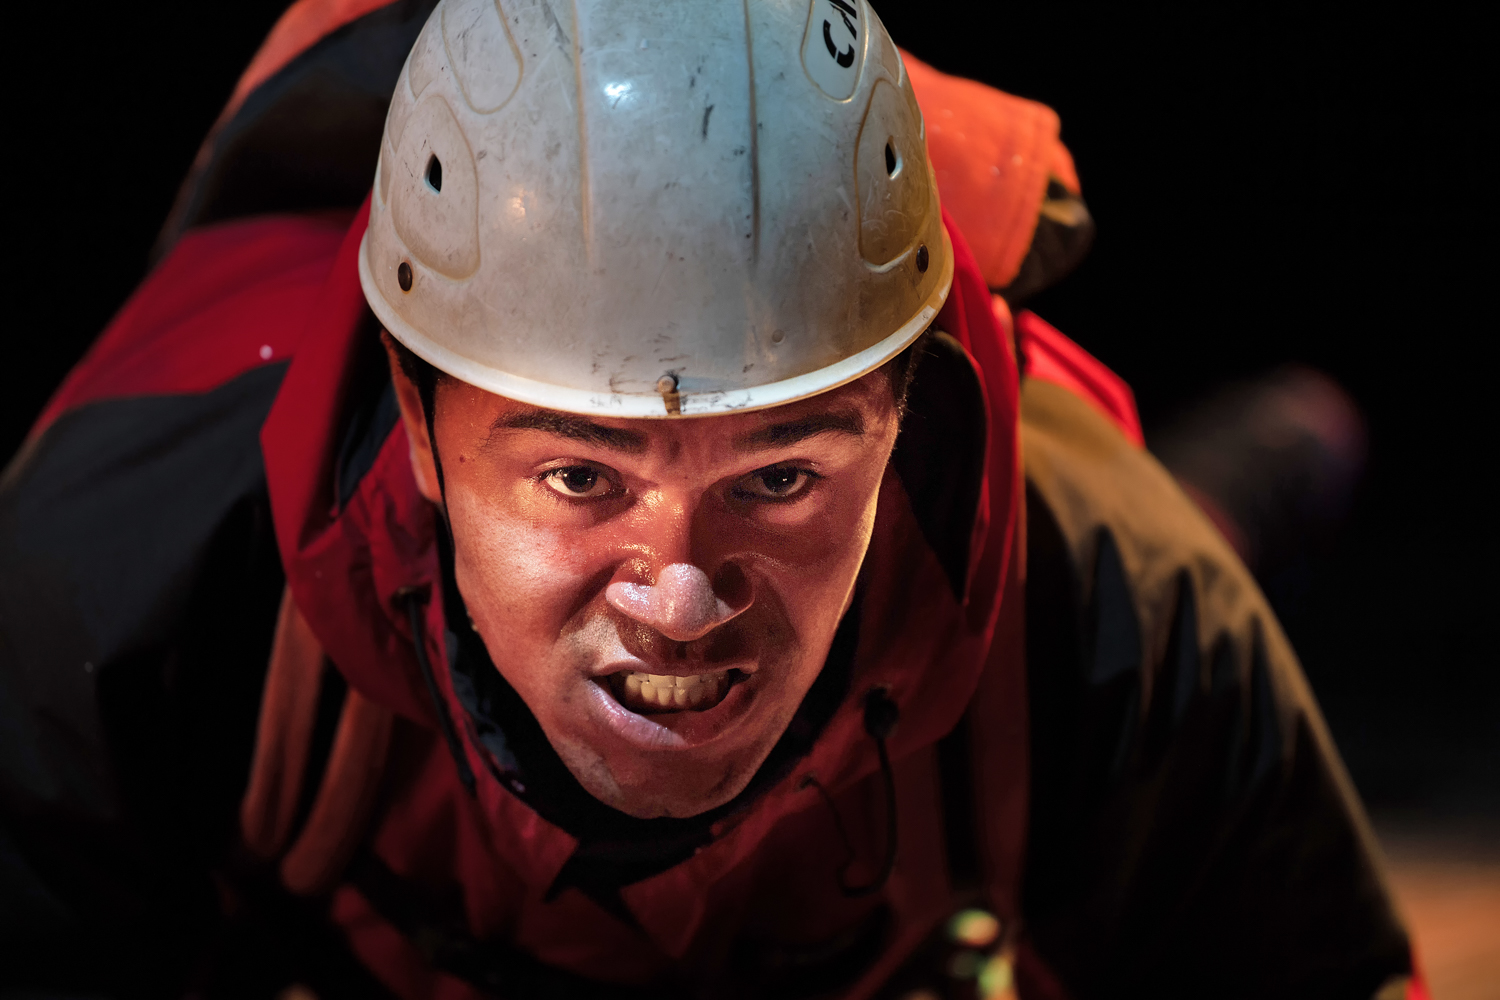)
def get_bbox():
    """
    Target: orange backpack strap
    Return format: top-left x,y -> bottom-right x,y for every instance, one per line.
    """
279,684 -> 393,894
242,586 -> 393,895
242,586 -> 327,858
